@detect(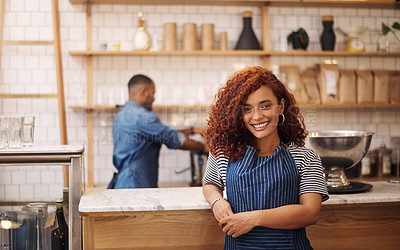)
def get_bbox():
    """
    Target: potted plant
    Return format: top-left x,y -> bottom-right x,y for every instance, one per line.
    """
287,28 -> 309,50
382,21 -> 400,43
378,21 -> 400,51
